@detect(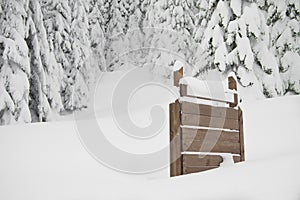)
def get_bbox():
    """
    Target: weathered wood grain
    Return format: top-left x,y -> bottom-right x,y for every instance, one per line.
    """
170,76 -> 245,177
170,100 -> 182,177
238,107 -> 245,161
182,139 -> 241,154
181,101 -> 238,119
181,113 -> 239,130
183,155 -> 223,167
181,128 -> 240,143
